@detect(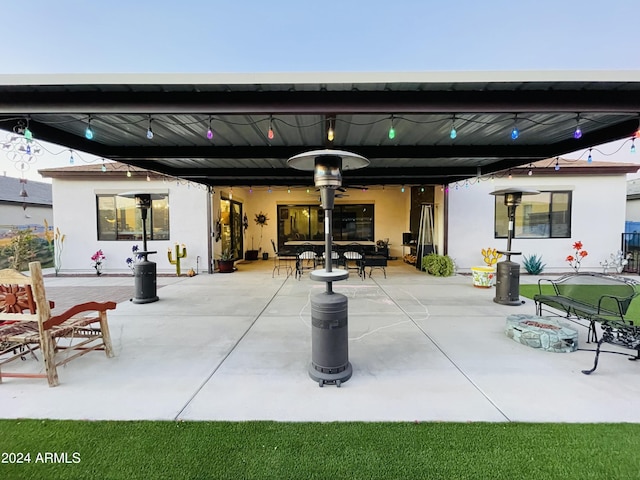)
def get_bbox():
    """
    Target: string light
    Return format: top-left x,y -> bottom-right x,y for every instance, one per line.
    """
508,170 -> 512,179
631,138 -> 636,154
146,174 -> 151,182
268,116 -> 274,140
327,119 -> 334,142
268,186 -> 272,193
554,157 -> 560,171
23,127 -> 33,142
249,186 -> 253,194
510,115 -> 519,140
69,150 -> 74,165
85,116 -> 94,140
528,164 -> 533,176
146,116 -> 154,140
206,115 -> 213,140
401,186 -> 405,193
101,160 -> 106,172
287,187 -> 291,194
126,167 -> 132,177
573,115 -> 582,139
388,116 -> 395,140
587,148 -> 593,163
450,116 -> 457,139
